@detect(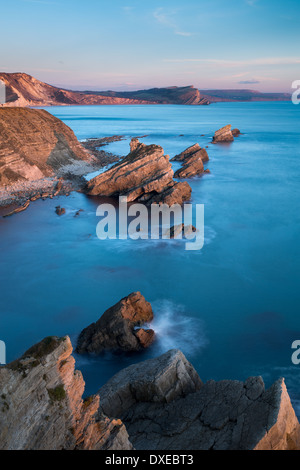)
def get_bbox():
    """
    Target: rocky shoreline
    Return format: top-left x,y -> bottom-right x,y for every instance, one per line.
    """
1,328 -> 299,450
